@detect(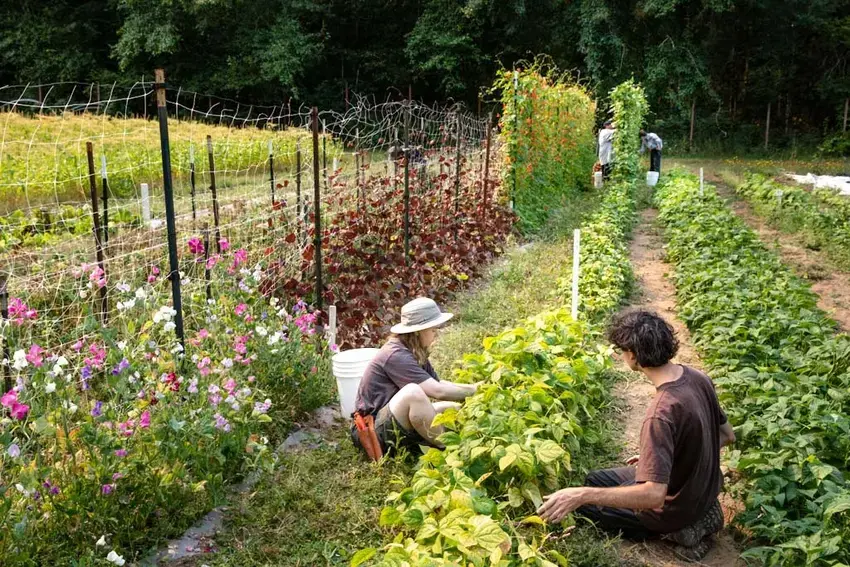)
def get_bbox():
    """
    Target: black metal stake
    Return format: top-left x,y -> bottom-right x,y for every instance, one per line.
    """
268,140 -> 276,205
100,155 -> 110,247
86,142 -> 108,325
296,141 -> 303,244
206,134 -> 221,252
0,275 -> 11,393
154,69 -> 185,348
482,116 -> 493,223
190,145 -> 197,222
453,113 -> 462,239
203,225 -> 212,301
311,108 -> 324,316
403,151 -> 411,265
